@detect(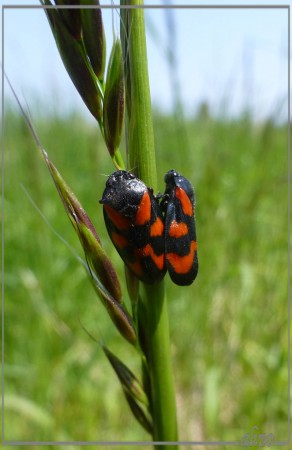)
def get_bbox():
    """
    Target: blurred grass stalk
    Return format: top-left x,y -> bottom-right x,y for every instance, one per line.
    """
120,1 -> 178,447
